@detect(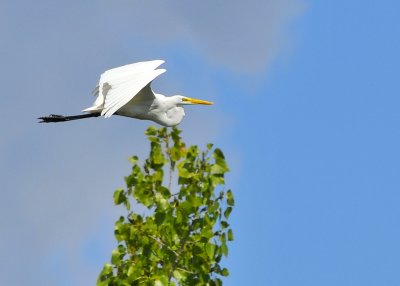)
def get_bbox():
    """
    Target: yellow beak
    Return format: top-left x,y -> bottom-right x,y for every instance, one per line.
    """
183,97 -> 214,105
